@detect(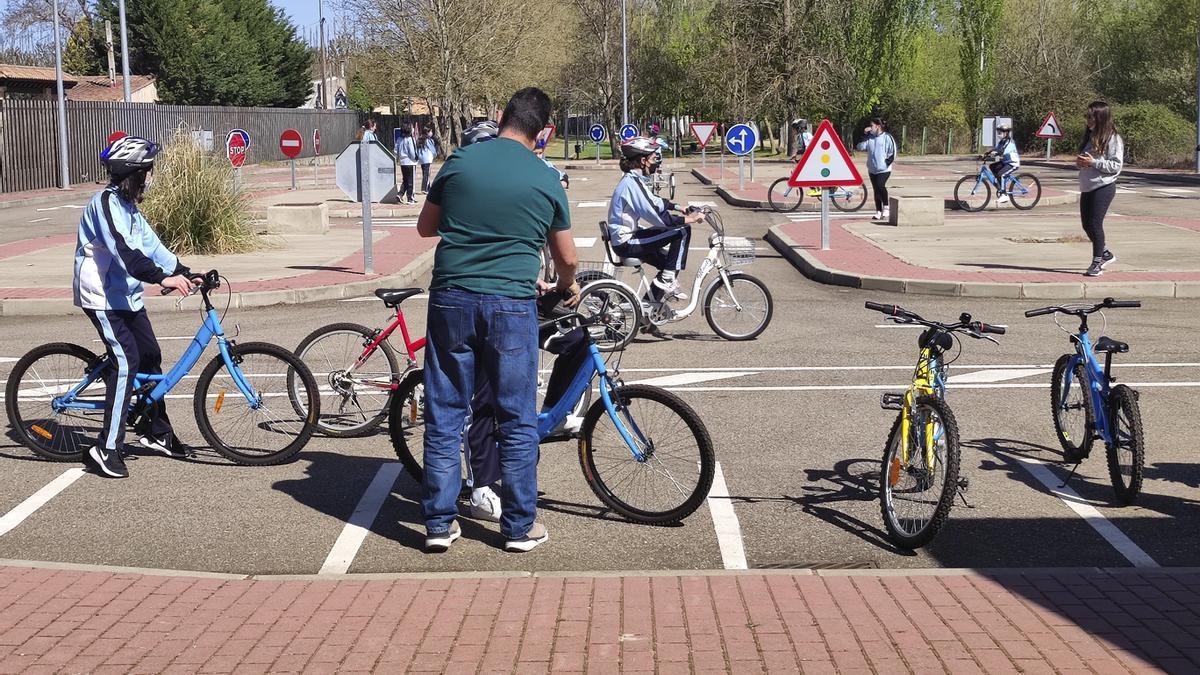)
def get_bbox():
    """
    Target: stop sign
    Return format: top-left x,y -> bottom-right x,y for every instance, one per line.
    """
313,129 -> 321,154
226,131 -> 247,168
106,131 -> 128,147
279,129 -> 303,159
